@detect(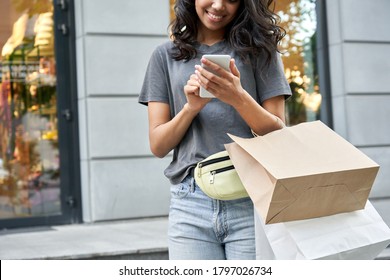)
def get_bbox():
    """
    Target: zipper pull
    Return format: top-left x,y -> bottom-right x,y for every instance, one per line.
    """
209,171 -> 216,184
198,163 -> 202,177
